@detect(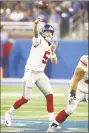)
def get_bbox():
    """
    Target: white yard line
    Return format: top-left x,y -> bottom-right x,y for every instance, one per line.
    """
1,78 -> 70,86
1,104 -> 87,109
1,109 -> 88,116
1,93 -> 65,97
1,114 -> 48,119
73,112 -> 88,116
